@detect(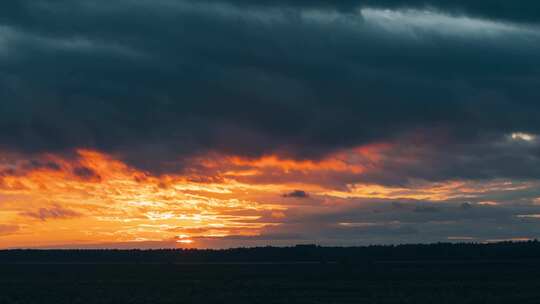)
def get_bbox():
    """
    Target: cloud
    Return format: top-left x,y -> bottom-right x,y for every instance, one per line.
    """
282,190 -> 310,198
460,202 -> 473,210
20,205 -> 82,221
201,201 -> 540,246
23,240 -> 179,250
24,160 -> 61,171
1,0 -> 540,248
193,0 -> 540,24
0,156 -> 63,177
413,205 -> 440,213
0,0 -> 538,181
0,224 -> 19,236
72,166 -> 101,181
